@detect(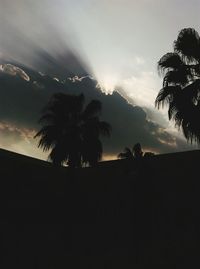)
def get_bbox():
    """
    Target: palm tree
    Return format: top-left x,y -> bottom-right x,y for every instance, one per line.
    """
155,28 -> 200,143
118,147 -> 134,160
118,143 -> 143,160
35,93 -> 111,167
133,143 -> 143,159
